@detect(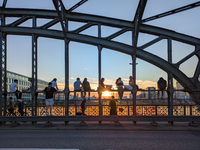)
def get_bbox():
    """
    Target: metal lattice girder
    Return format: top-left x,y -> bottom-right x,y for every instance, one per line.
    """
142,1 -> 200,23
68,0 -> 88,12
0,26 -> 196,88
0,8 -> 200,43
132,0 -> 147,53
106,27 -> 129,40
40,18 -> 59,29
8,16 -> 32,27
2,0 -> 7,9
52,0 -> 68,36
